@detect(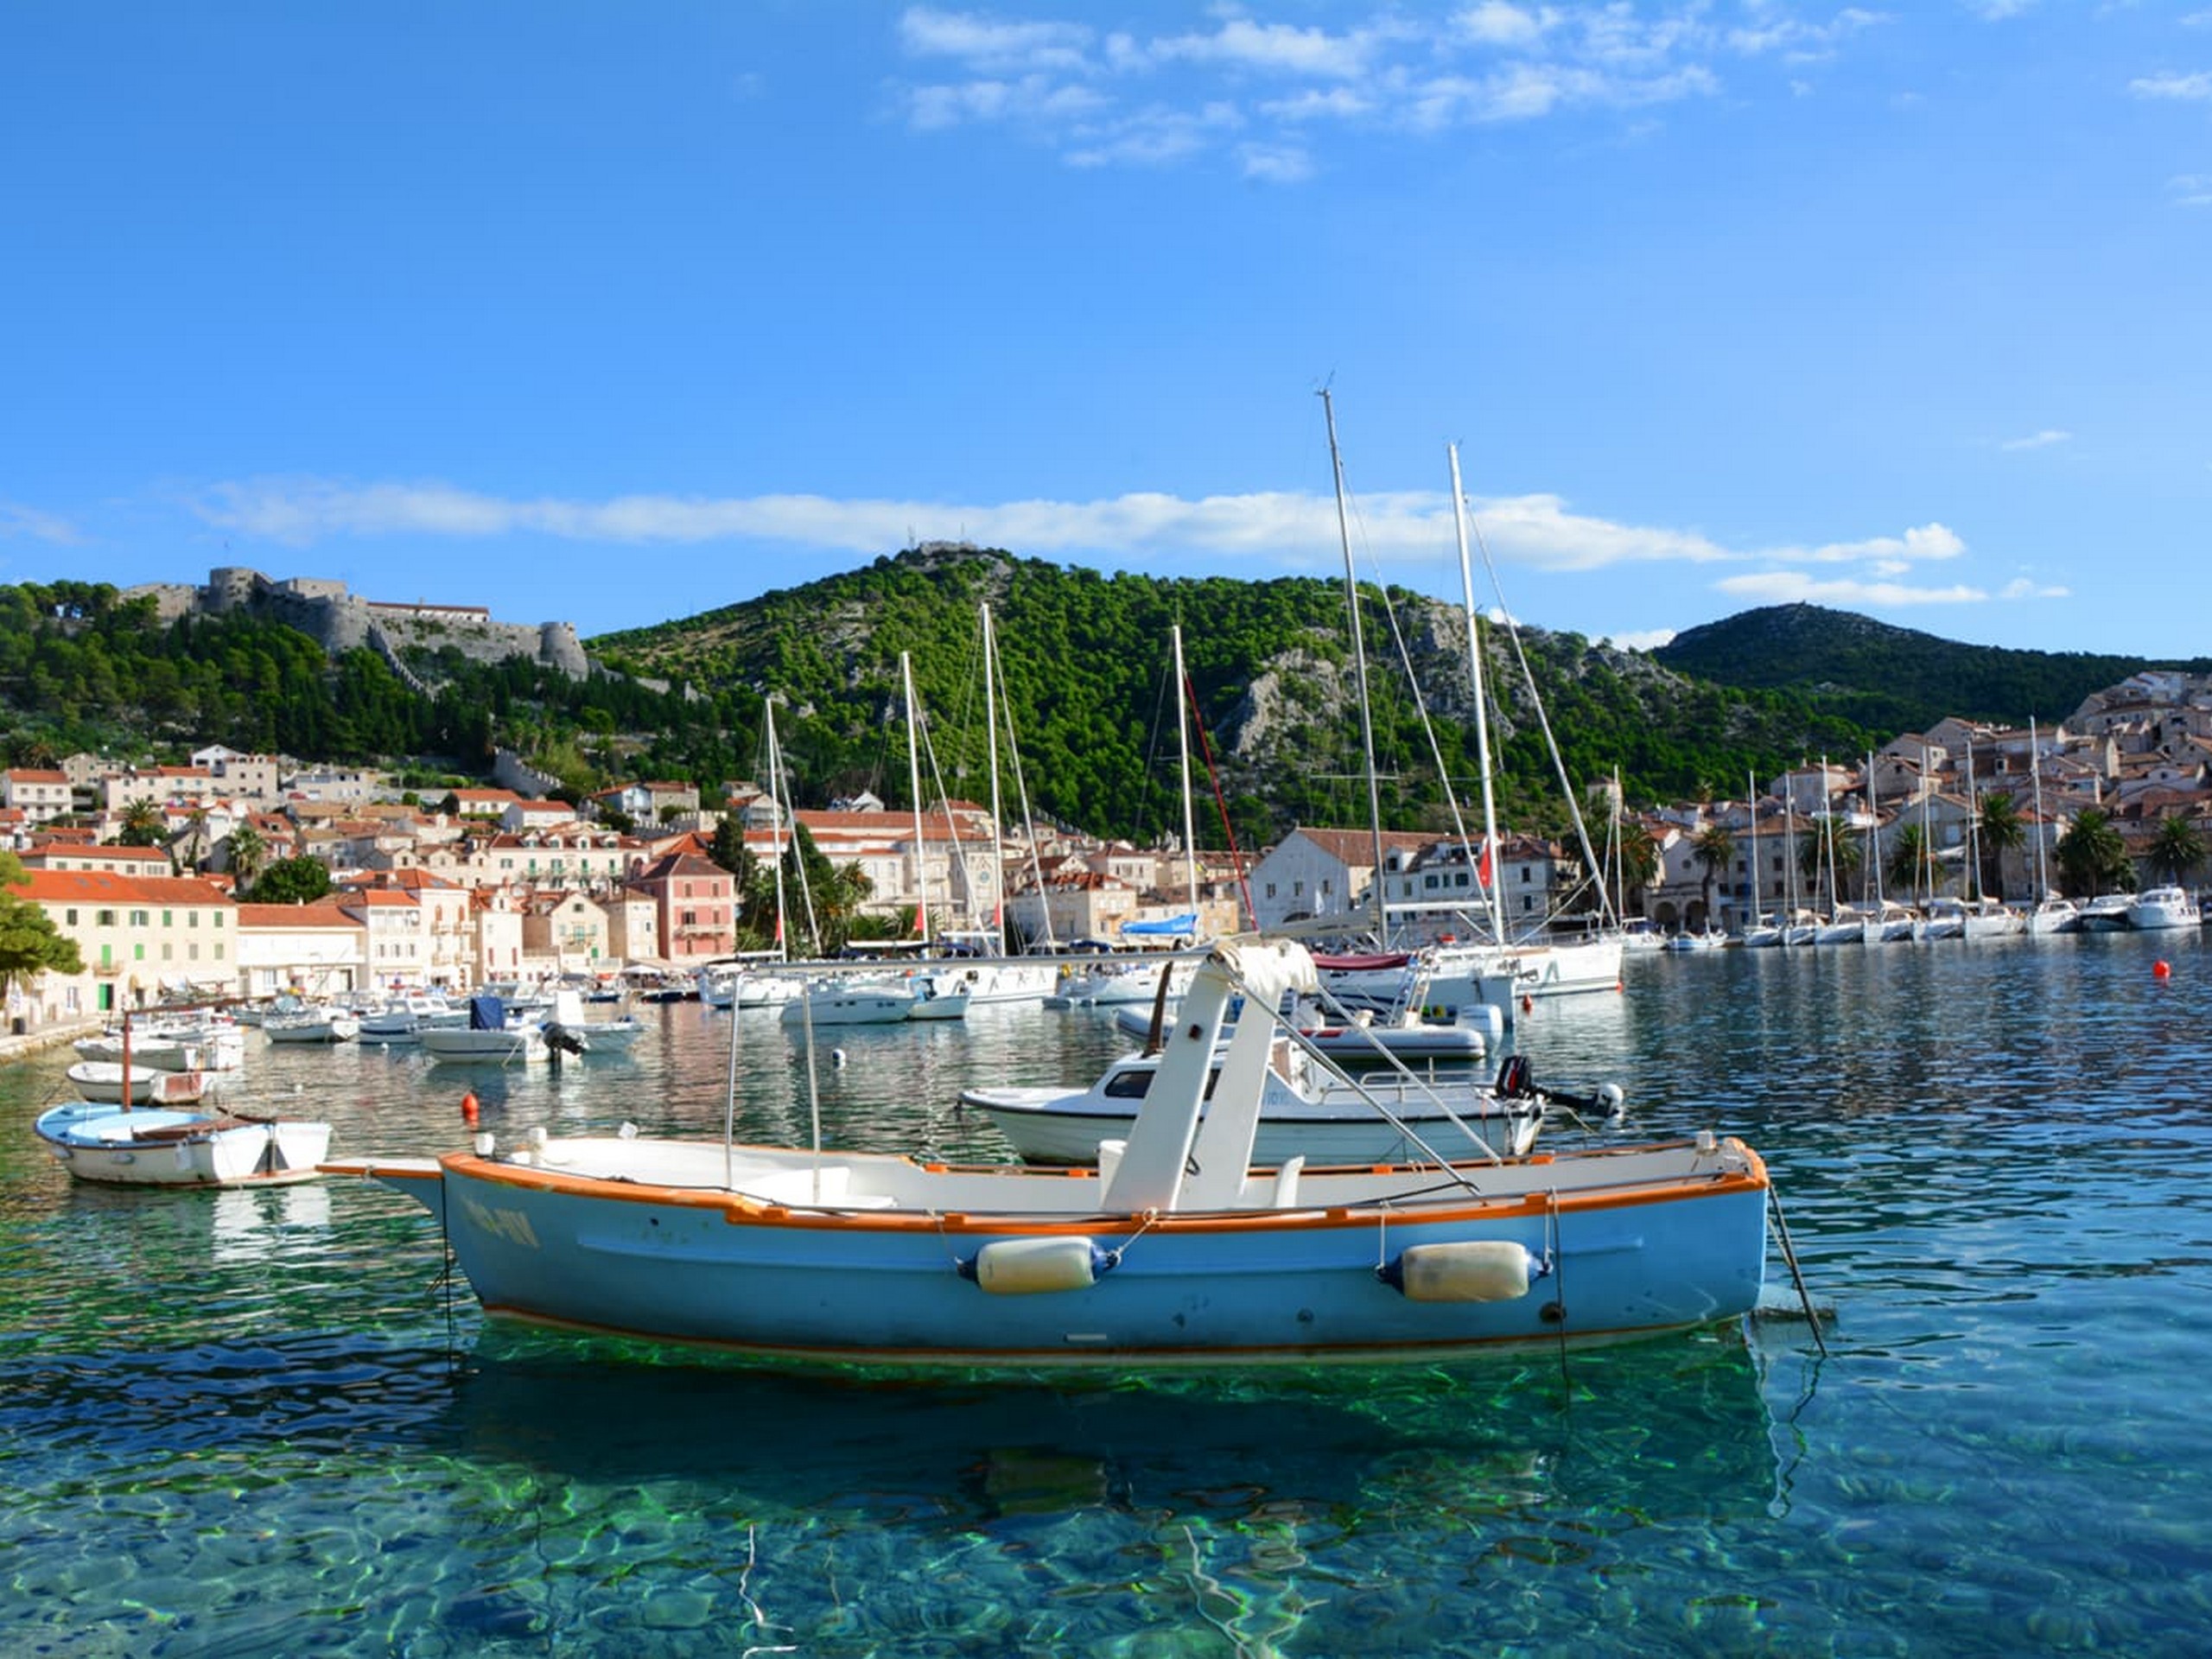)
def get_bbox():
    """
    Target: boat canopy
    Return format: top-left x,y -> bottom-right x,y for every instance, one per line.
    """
1122,913 -> 1199,938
